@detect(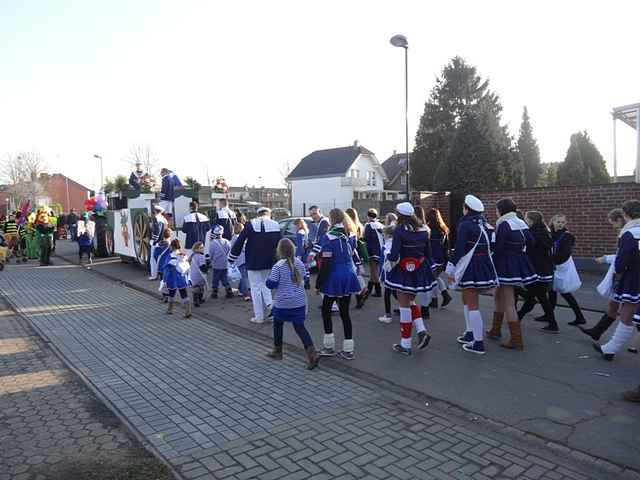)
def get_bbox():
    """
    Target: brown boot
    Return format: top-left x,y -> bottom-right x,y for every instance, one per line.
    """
305,346 -> 318,370
167,302 -> 174,315
501,321 -> 524,350
486,312 -> 504,340
623,386 -> 640,403
183,301 -> 192,319
267,345 -> 283,360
